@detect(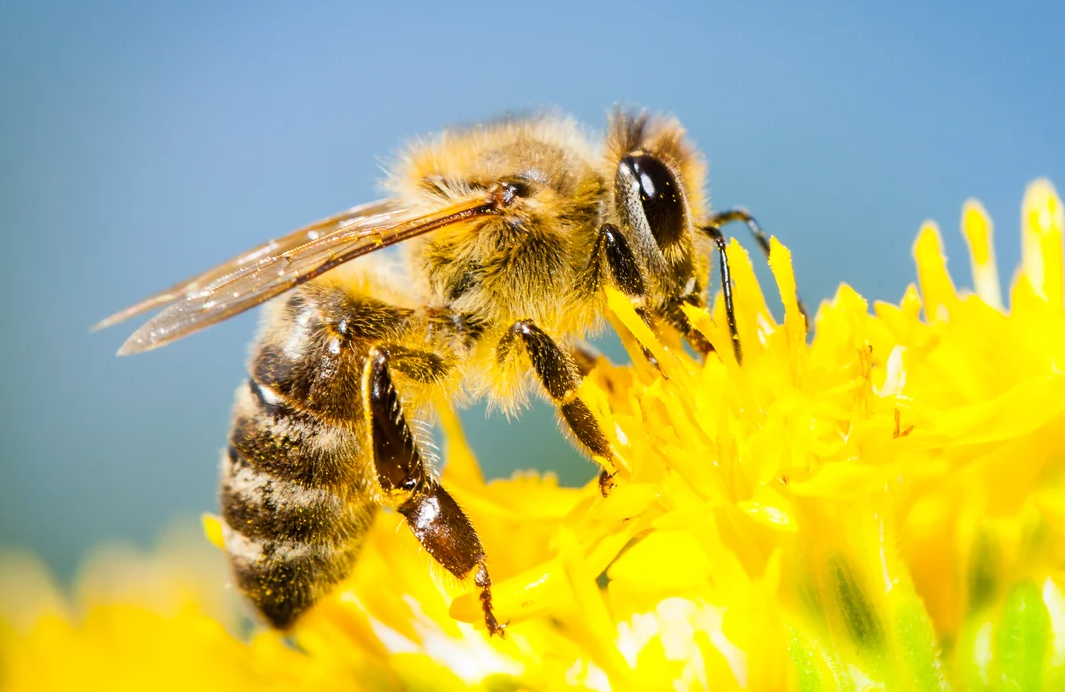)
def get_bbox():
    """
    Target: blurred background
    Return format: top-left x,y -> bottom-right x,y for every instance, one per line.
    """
1,0 -> 1063,581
